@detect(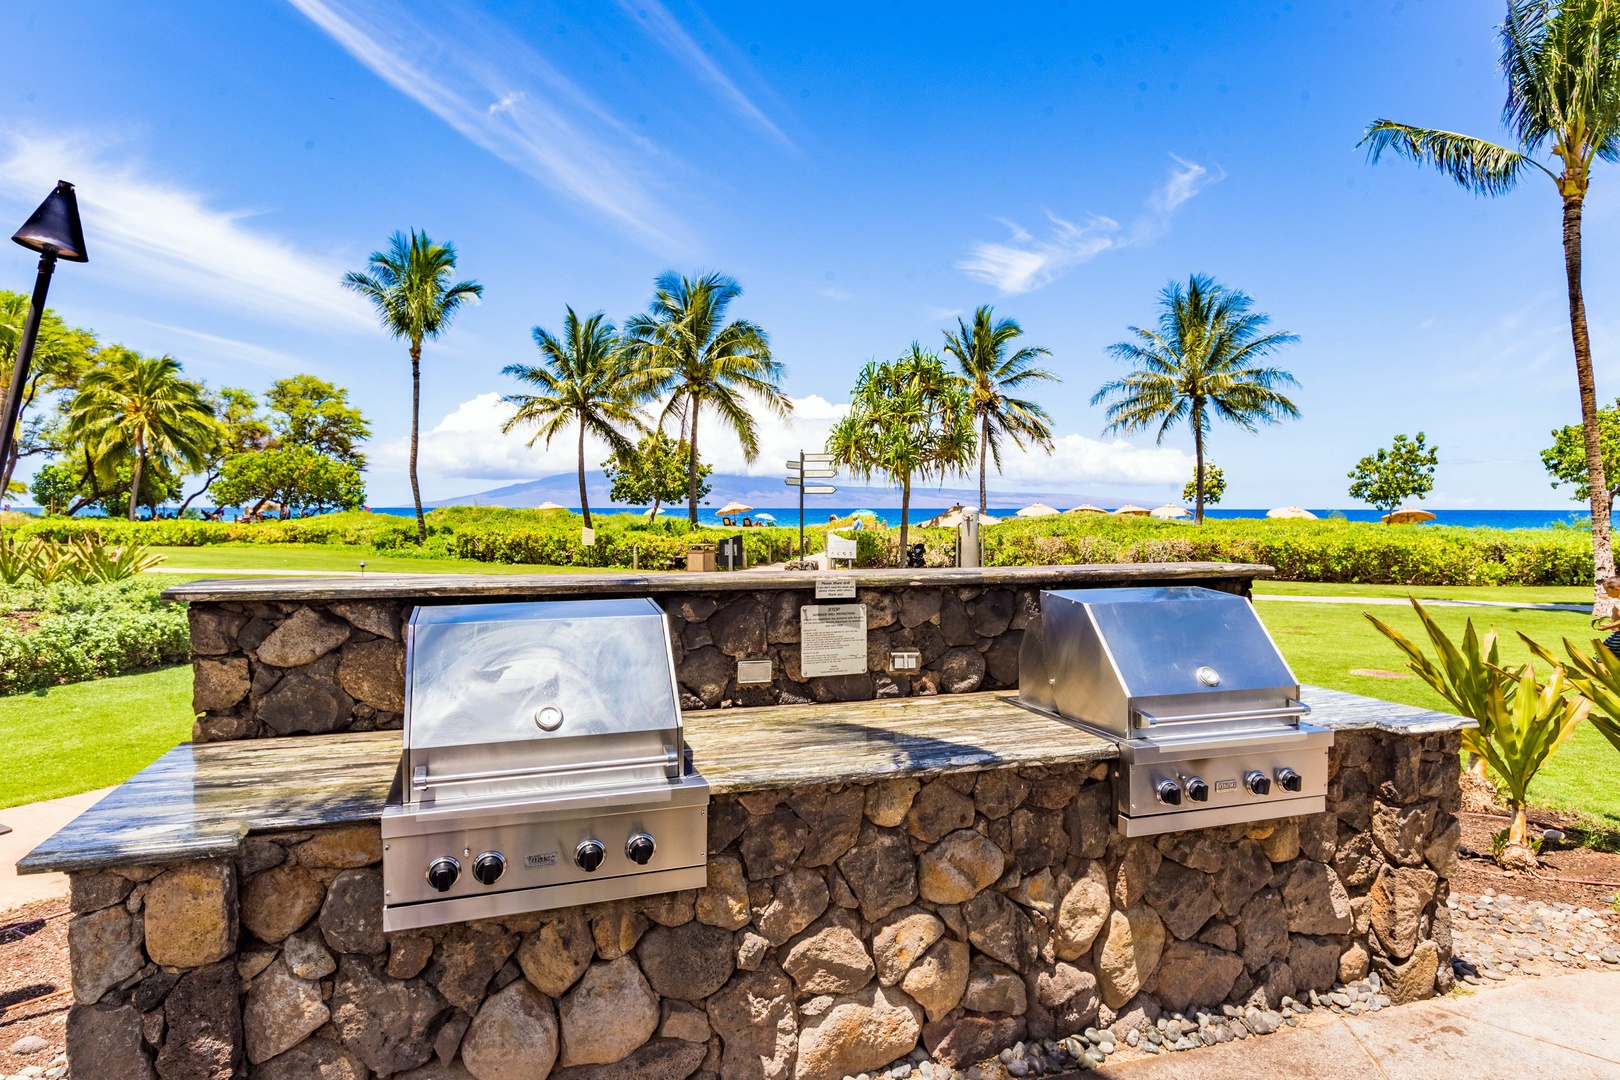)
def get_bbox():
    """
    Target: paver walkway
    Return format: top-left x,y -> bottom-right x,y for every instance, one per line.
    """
0,787 -> 113,908
1091,970 -> 1620,1079
1253,594 -> 1590,613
